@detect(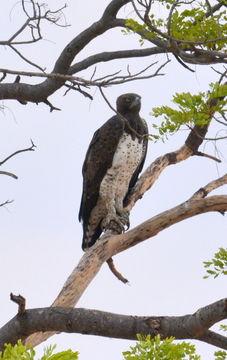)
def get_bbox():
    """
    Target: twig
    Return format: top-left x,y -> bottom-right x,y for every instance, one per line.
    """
64,83 -> 93,100
194,151 -> 221,163
0,140 -> 36,166
10,293 -> 26,314
0,73 -> 6,82
0,200 -> 14,207
0,59 -> 169,87
0,171 -> 18,179
187,125 -> 227,141
190,173 -> 227,200
43,99 -> 61,112
9,44 -> 45,72
106,258 -> 129,283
